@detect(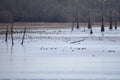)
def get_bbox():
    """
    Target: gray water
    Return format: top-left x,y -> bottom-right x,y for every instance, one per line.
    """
0,28 -> 120,80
